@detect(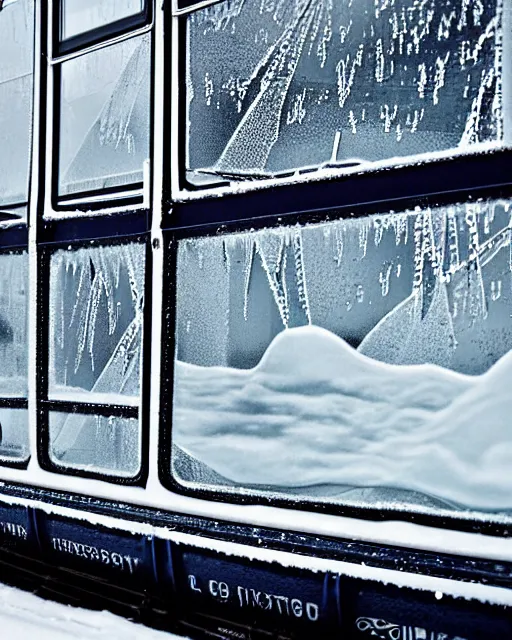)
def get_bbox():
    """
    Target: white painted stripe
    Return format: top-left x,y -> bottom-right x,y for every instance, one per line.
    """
1,490 -> 512,606
26,0 -> 43,478
147,0 -> 166,489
